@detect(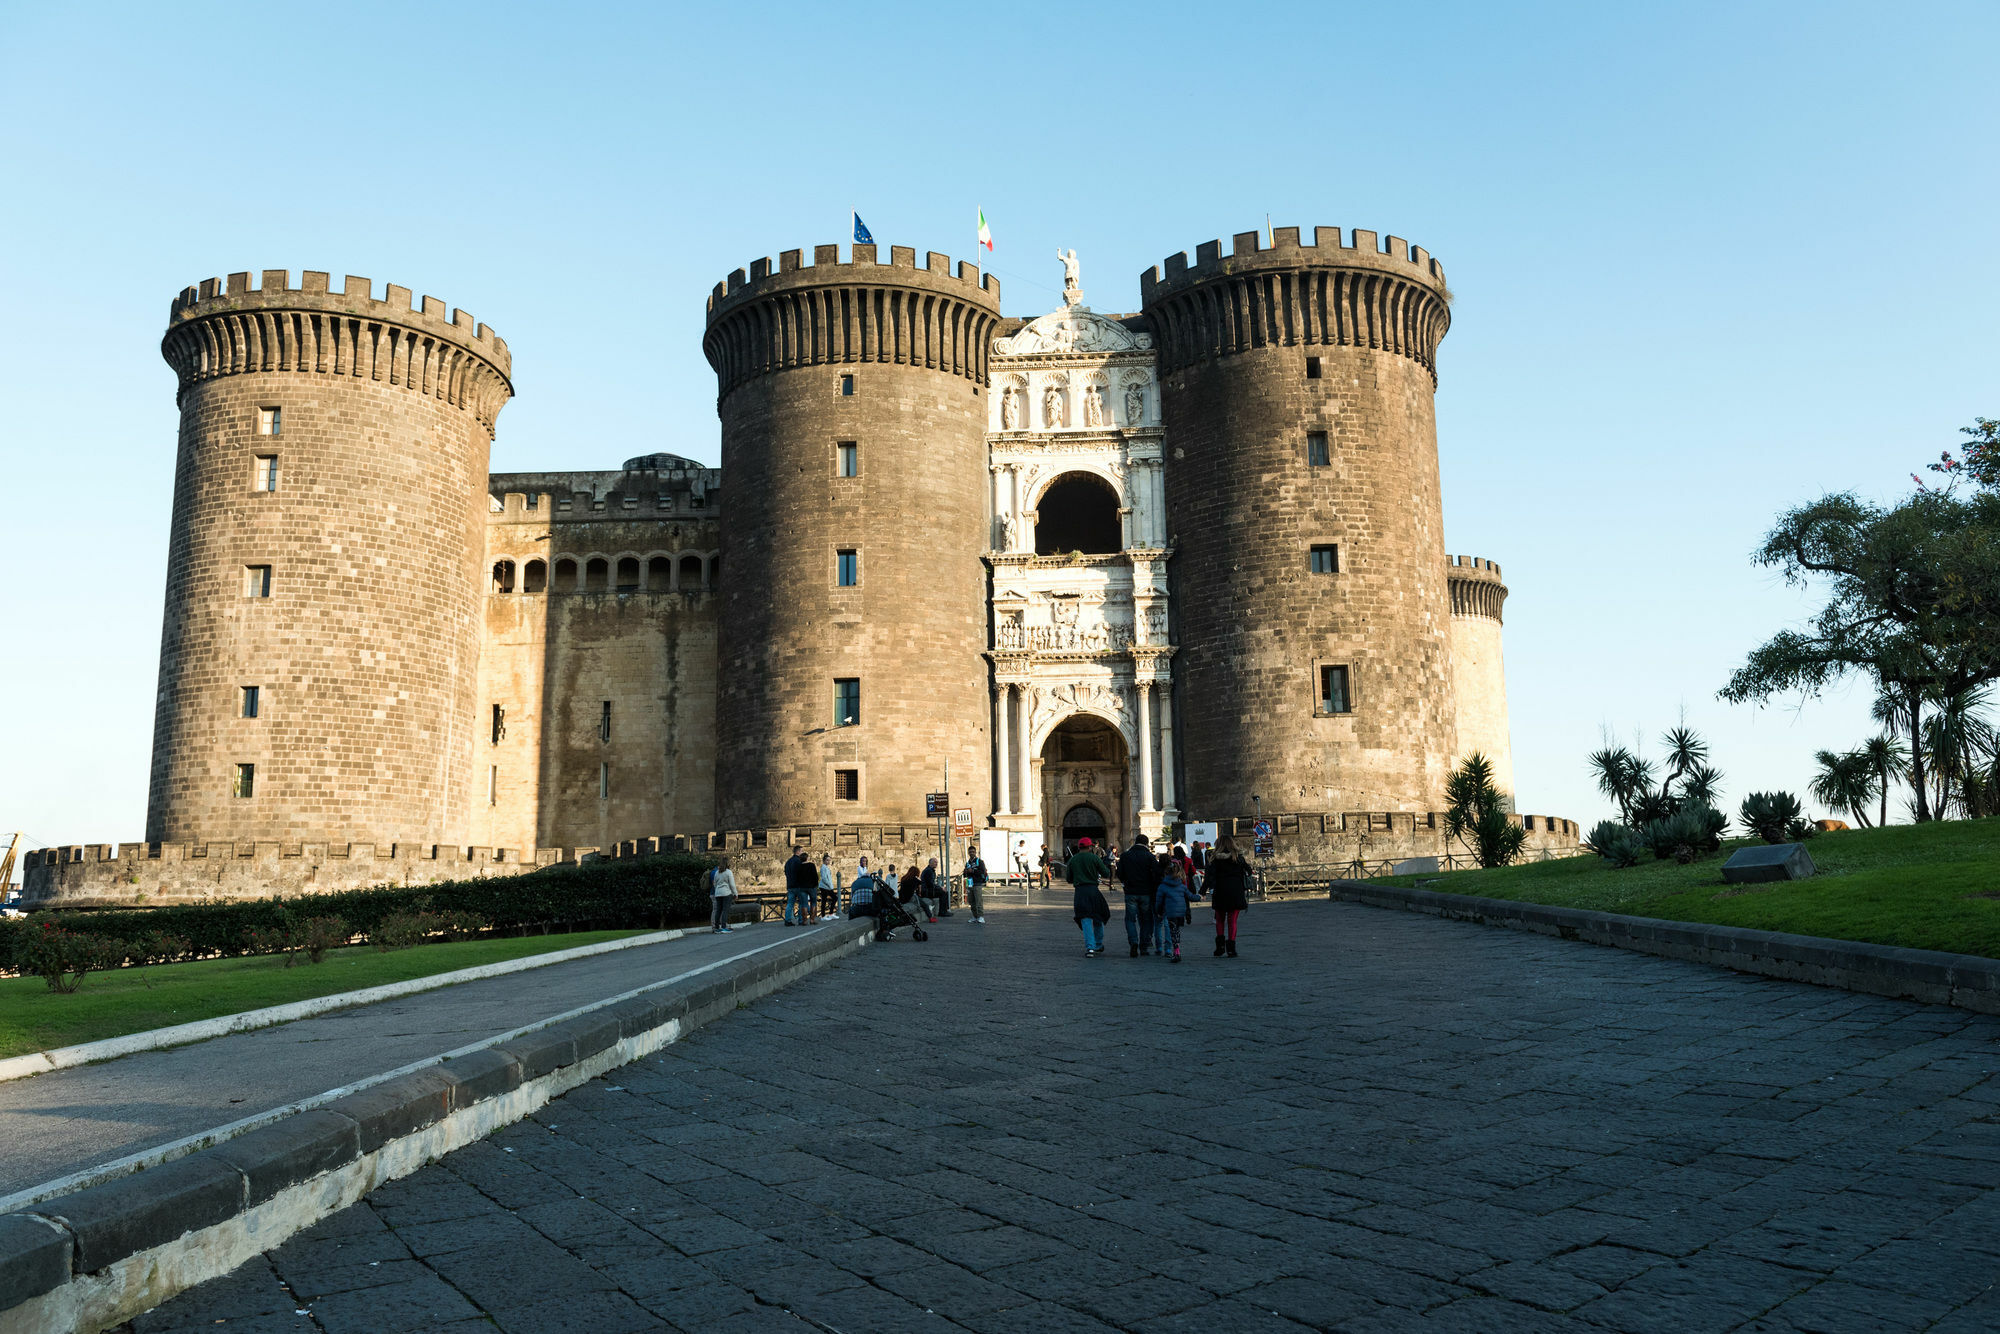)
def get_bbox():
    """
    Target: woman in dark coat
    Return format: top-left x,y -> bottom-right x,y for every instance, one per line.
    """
1205,833 -> 1253,957
1066,837 -> 1113,957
